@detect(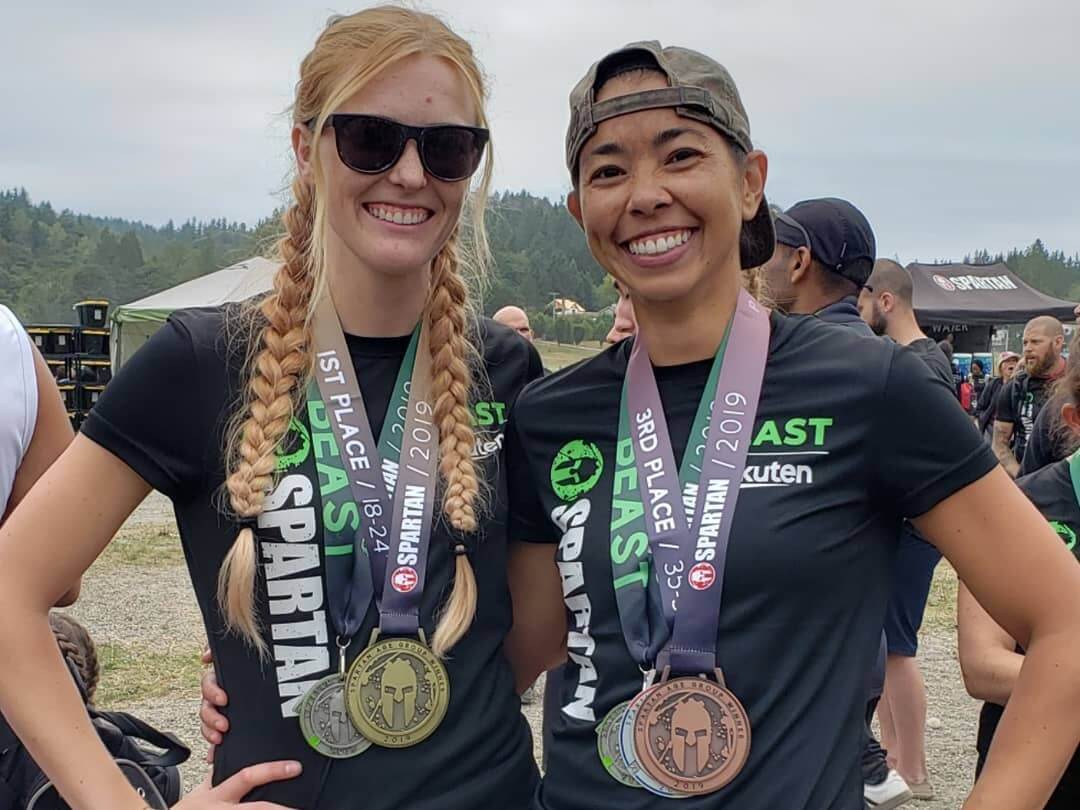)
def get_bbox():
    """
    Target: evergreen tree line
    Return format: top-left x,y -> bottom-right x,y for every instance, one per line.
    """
2,187 -> 1078,339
